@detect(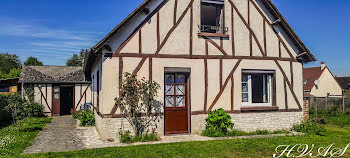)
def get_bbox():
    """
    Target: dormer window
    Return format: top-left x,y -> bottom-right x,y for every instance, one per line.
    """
199,0 -> 227,36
